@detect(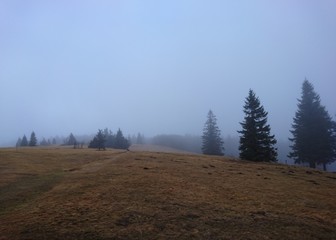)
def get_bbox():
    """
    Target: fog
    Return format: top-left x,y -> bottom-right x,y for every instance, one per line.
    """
1,1 -> 335,152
